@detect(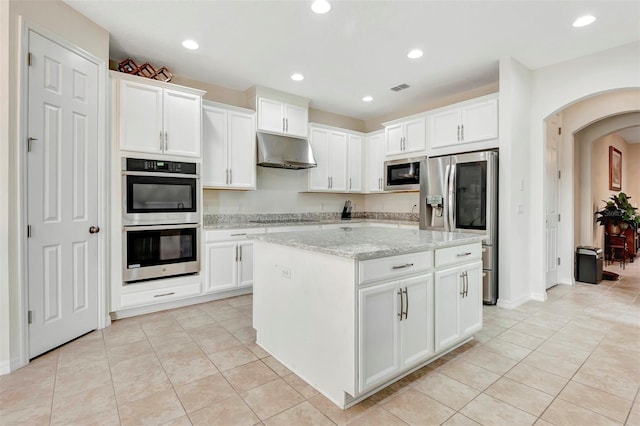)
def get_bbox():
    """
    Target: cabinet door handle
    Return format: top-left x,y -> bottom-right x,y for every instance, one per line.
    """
159,131 -> 163,151
283,117 -> 286,132
327,177 -> 331,189
460,272 -> 466,297
230,233 -> 247,236
457,125 -> 460,141
457,252 -> 472,257
238,245 -> 243,262
392,263 -> 414,270
154,292 -> 175,298
226,169 -> 229,184
461,124 -> 464,141
349,178 -> 352,190
164,131 -> 168,151
286,118 -> 289,132
465,271 -> 469,297
397,288 -> 404,321
229,169 -> 232,185
403,287 -> 408,320
235,245 -> 239,262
